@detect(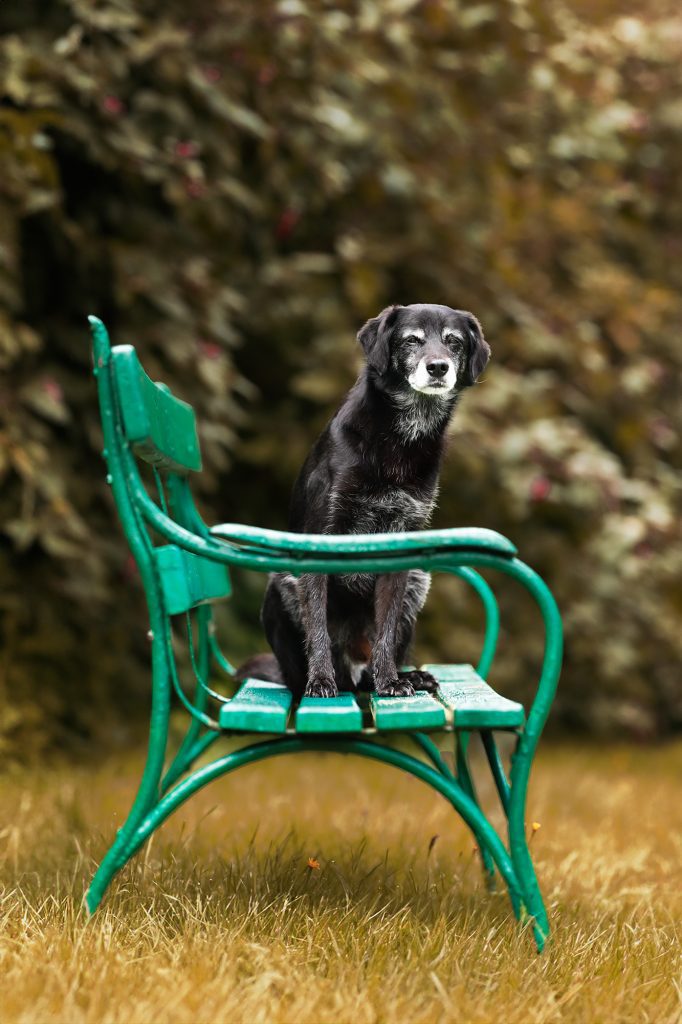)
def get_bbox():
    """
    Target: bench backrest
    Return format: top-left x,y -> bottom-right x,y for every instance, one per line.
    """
90,316 -> 231,618
111,345 -> 202,474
